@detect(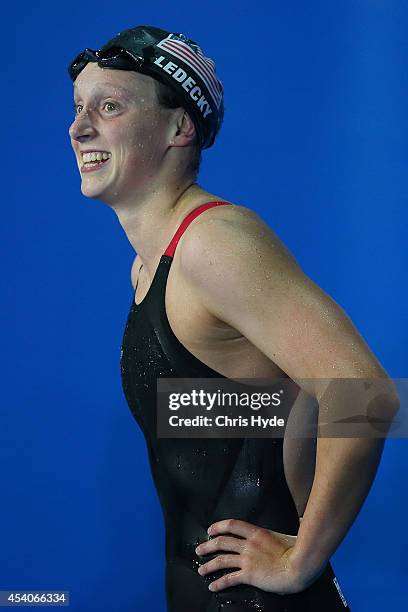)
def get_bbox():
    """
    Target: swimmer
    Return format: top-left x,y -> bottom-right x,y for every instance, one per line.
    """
68,25 -> 400,611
